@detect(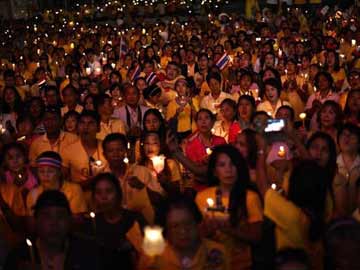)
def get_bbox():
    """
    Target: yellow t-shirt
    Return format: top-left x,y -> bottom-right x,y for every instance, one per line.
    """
61,139 -> 107,183
29,131 -> 78,166
96,118 -> 126,140
166,98 -> 199,133
139,238 -> 230,270
26,181 -> 88,215
0,183 -> 26,216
